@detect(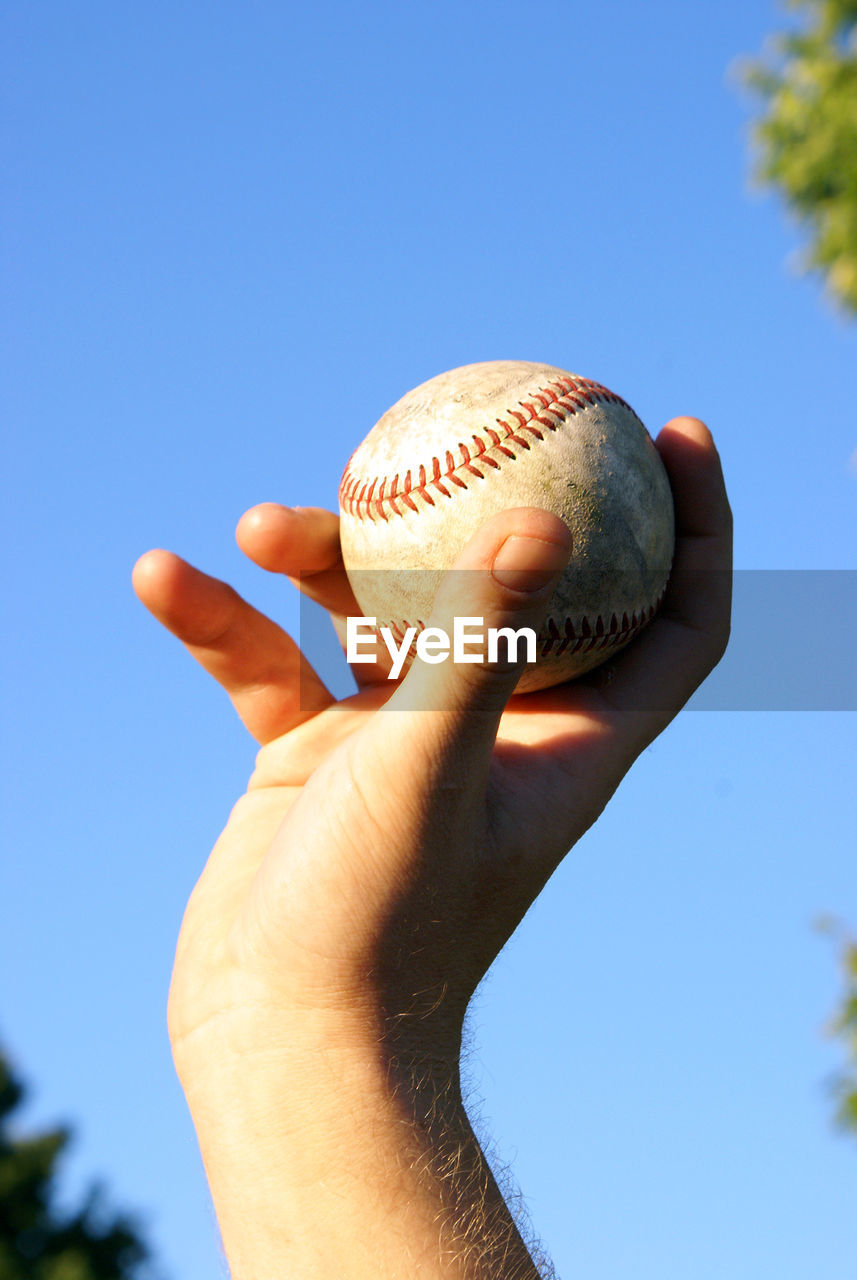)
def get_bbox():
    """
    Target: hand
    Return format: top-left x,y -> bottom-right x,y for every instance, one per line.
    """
133,416 -> 731,1279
